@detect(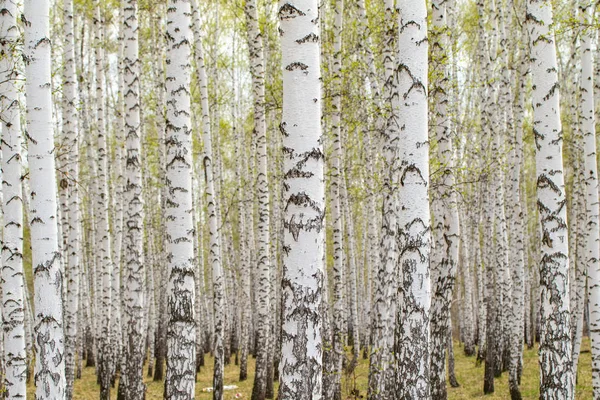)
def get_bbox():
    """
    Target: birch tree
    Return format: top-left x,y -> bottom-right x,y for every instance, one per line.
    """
395,0 -> 431,397
164,1 -> 197,398
121,0 -> 146,398
328,0 -> 345,398
527,0 -> 574,397
277,1 -> 325,399
23,0 -> 66,397
0,0 -> 26,397
579,0 -> 600,395
93,4 -> 114,398
62,0 -> 81,397
244,0 -> 272,398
